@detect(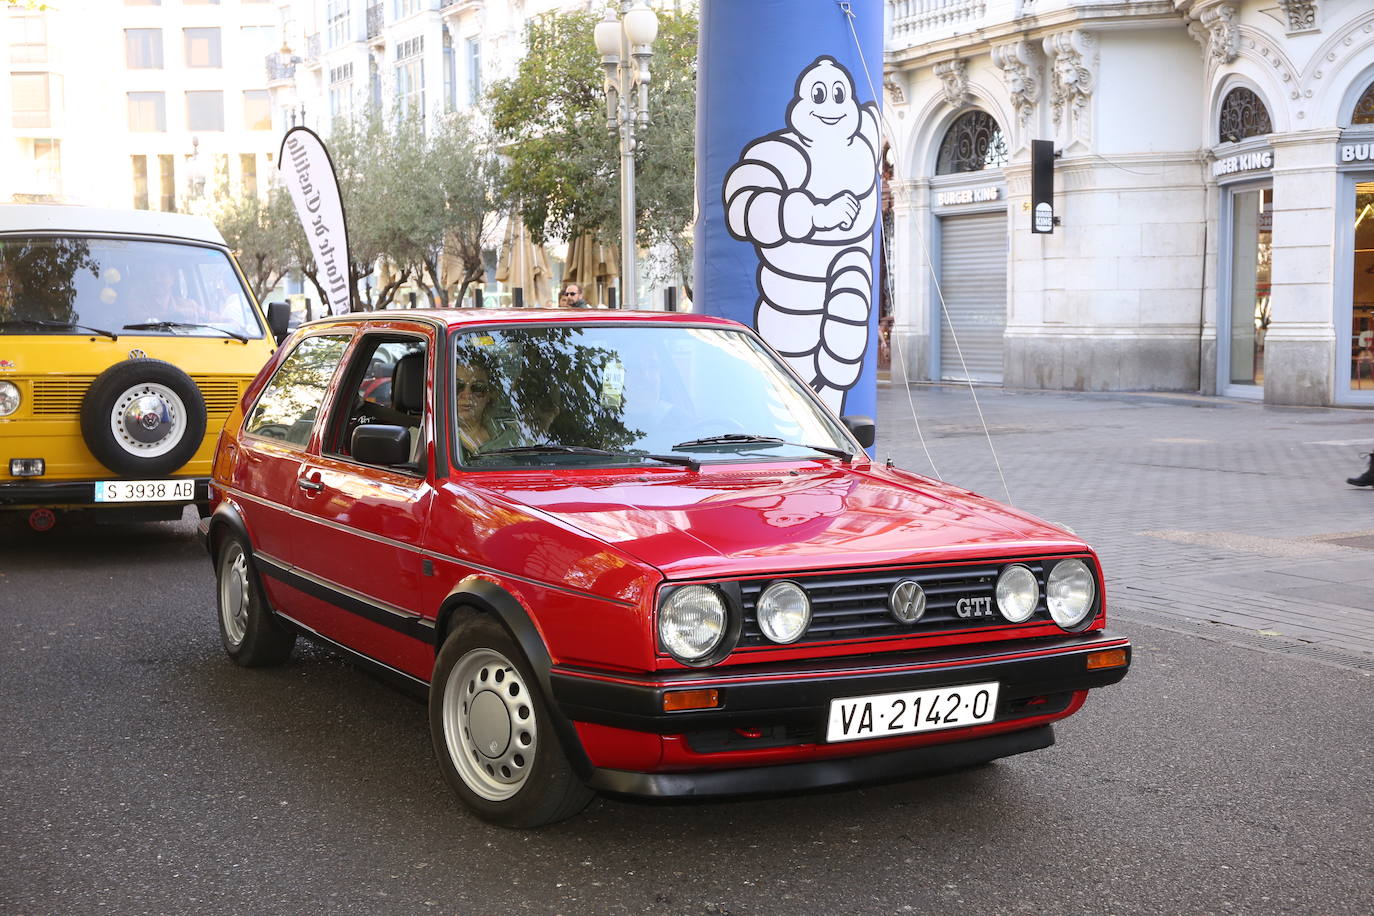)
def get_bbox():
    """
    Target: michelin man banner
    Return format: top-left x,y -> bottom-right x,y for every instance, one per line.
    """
694,0 -> 882,422
278,126 -> 354,315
